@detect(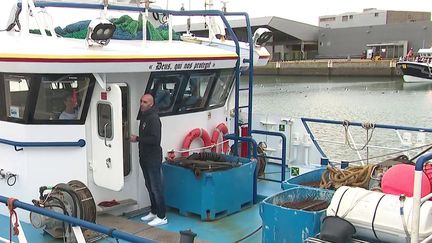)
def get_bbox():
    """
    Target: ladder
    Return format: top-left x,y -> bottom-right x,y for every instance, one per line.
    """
232,18 -> 254,157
